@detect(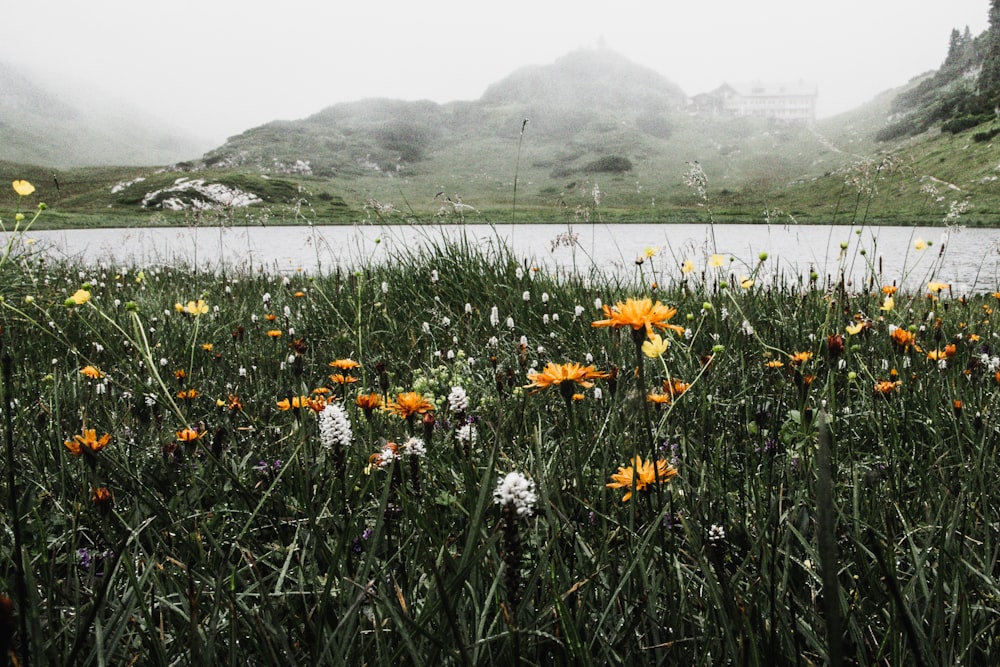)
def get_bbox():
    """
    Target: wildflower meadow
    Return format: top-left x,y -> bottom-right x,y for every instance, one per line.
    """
1,180 -> 998,665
